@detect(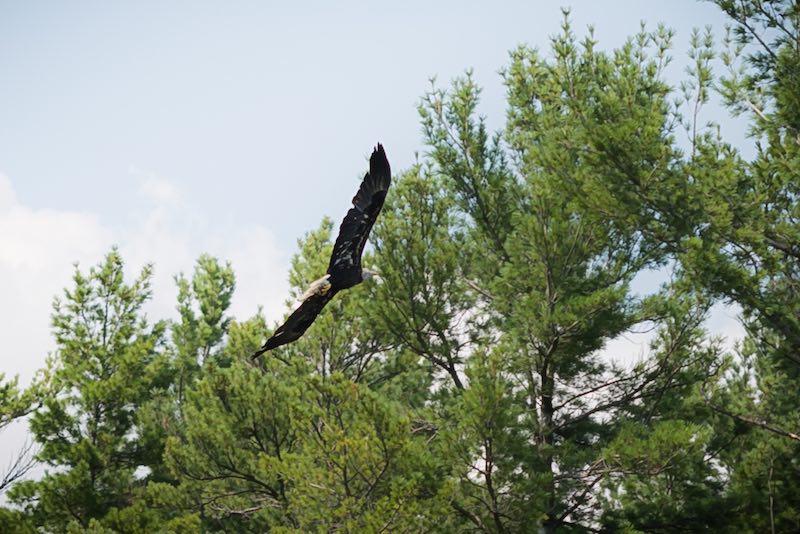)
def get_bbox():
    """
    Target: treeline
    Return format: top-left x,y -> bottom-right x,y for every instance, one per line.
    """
1,1 -> 798,532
